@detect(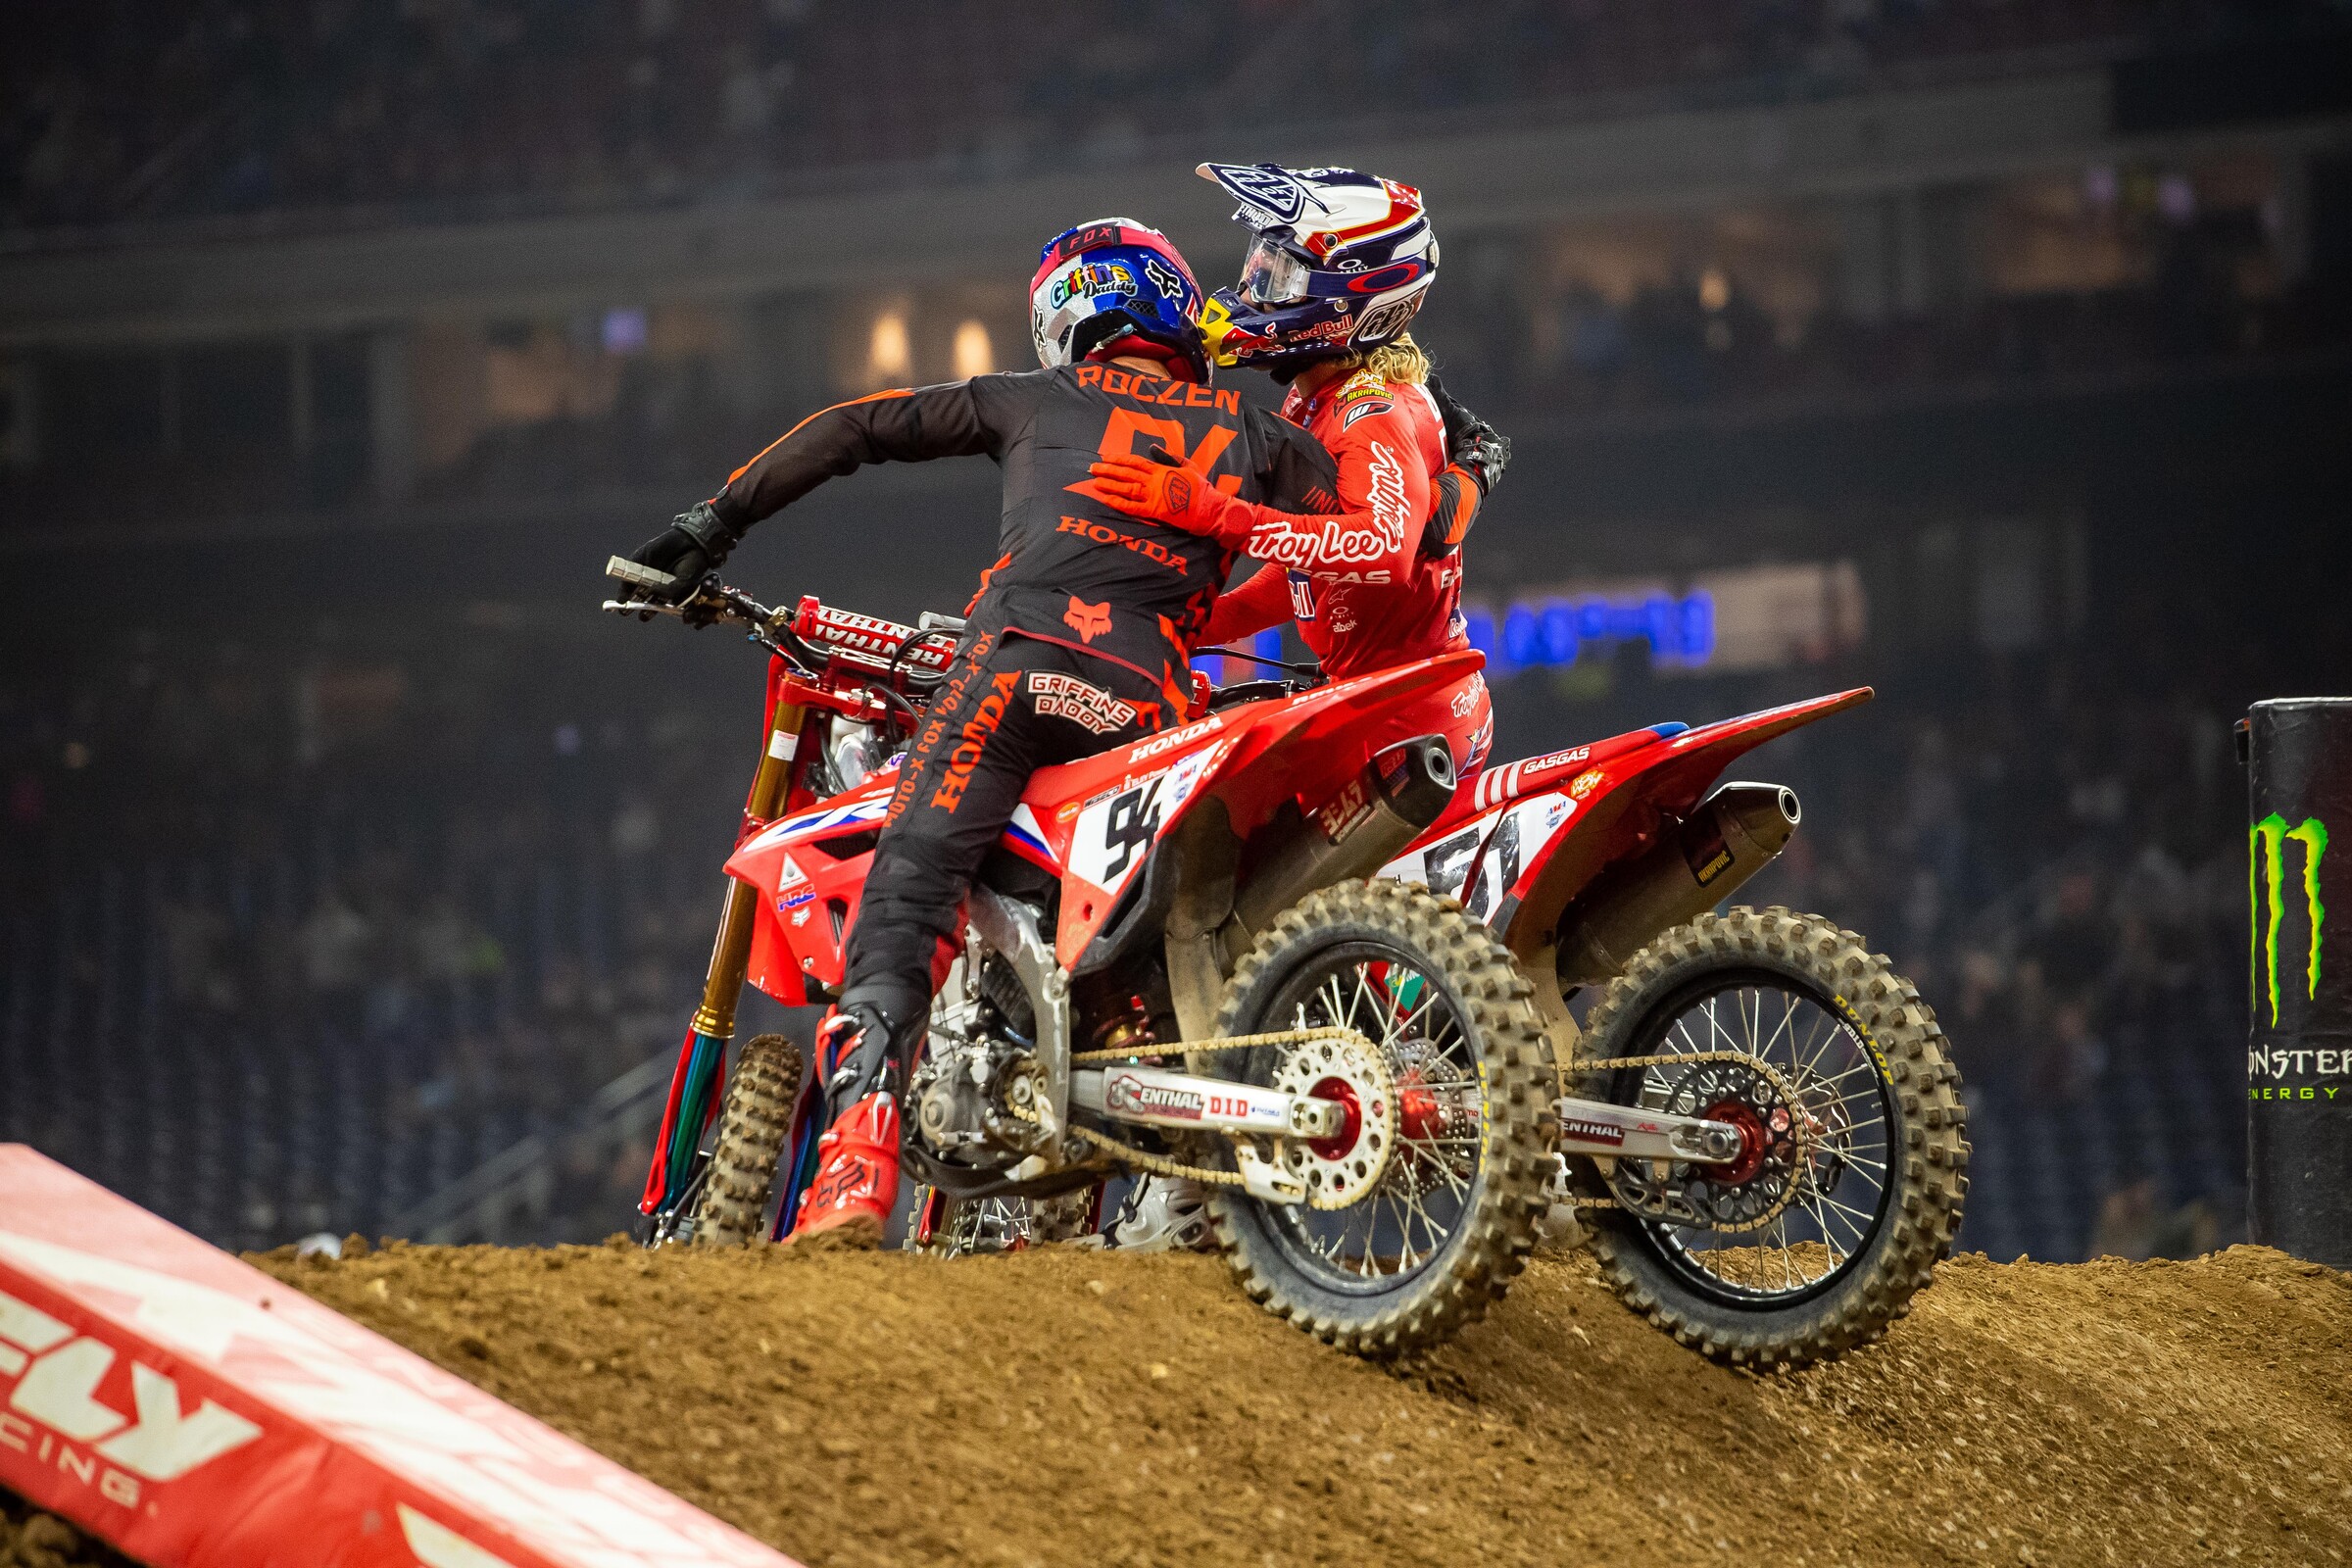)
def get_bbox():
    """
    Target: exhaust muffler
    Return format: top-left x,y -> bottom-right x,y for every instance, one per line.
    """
1232,733 -> 1456,935
1553,781 -> 1800,986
